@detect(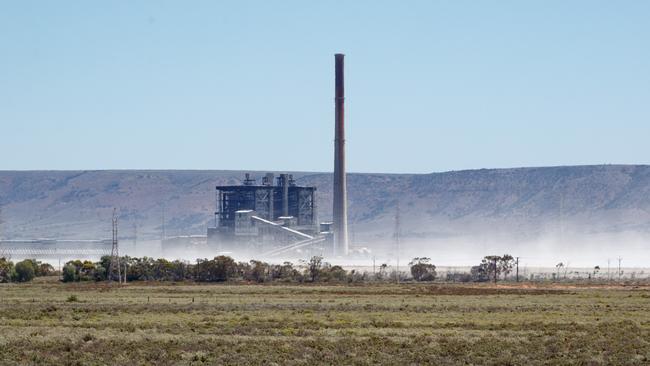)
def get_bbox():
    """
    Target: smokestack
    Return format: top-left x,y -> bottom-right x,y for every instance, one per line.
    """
333,53 -> 349,256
